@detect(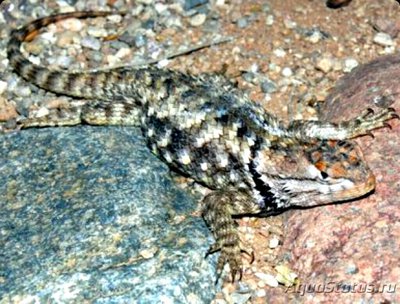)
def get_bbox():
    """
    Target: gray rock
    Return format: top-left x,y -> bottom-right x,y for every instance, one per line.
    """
260,80 -> 277,94
236,17 -> 249,29
64,0 -> 78,5
142,19 -> 155,30
184,0 -> 209,11
81,36 -> 102,51
134,34 -> 148,48
0,126 -> 218,303
373,32 -> 395,47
